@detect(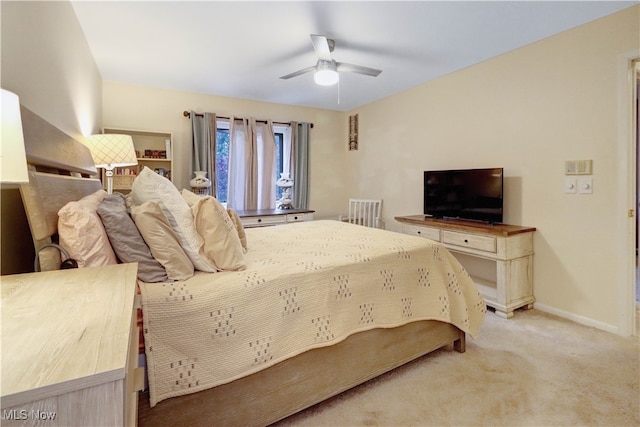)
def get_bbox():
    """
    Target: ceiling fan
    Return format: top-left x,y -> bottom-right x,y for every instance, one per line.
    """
280,34 -> 382,86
